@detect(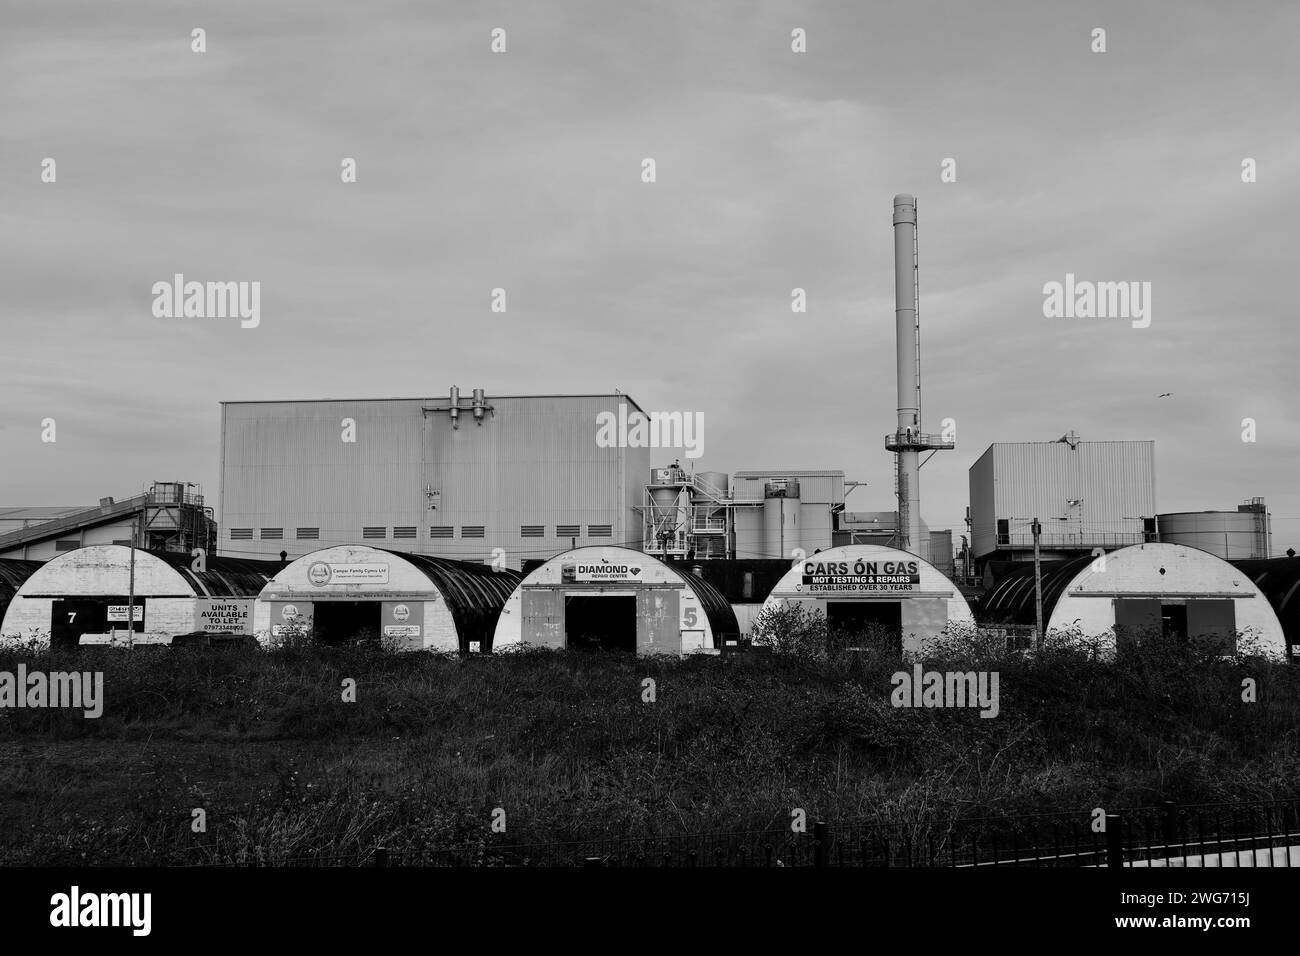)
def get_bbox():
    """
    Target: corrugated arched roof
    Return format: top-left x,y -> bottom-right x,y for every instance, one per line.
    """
149,551 -> 281,597
977,556 -> 1095,625
1231,557 -> 1300,647
674,569 -> 740,641
380,550 -> 522,651
0,559 -> 42,622
681,559 -> 793,605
